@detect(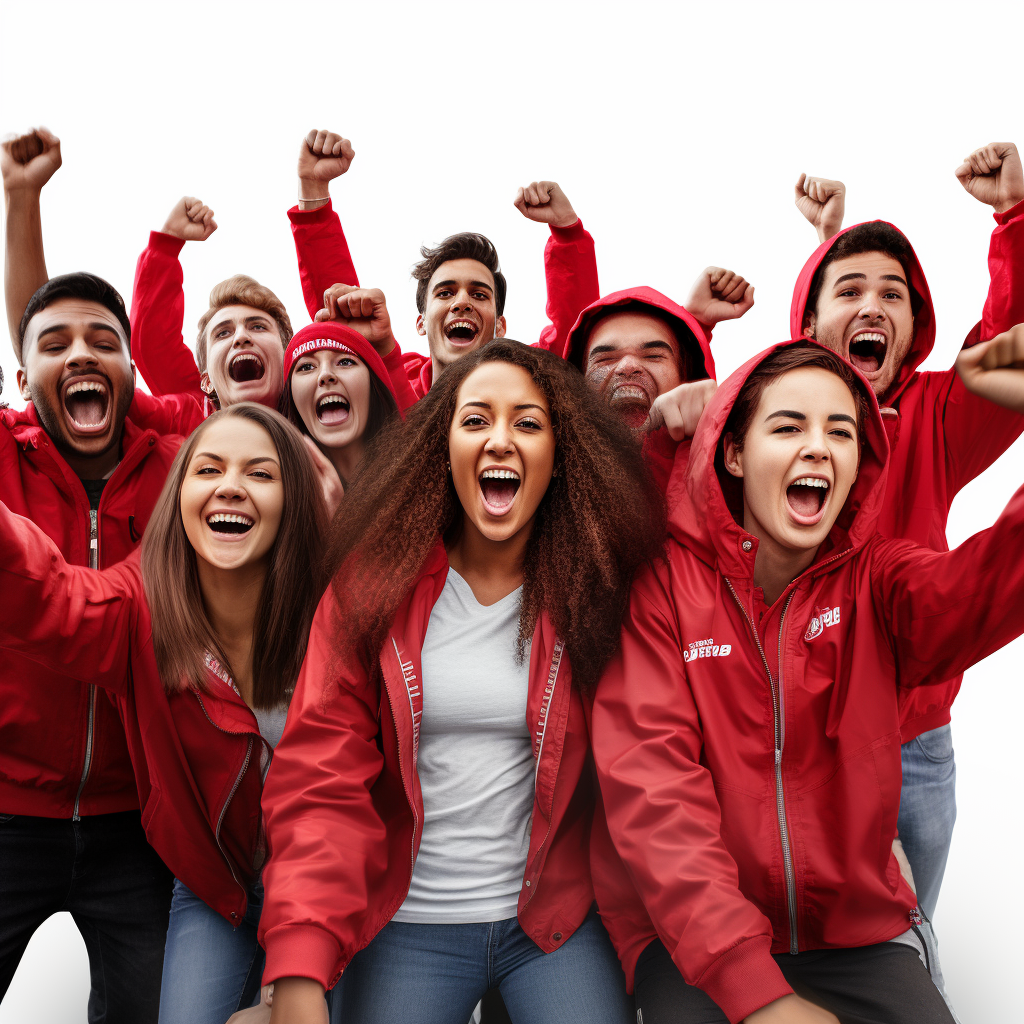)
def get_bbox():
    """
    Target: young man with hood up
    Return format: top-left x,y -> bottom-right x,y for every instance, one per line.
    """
791,141 -> 1024,923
